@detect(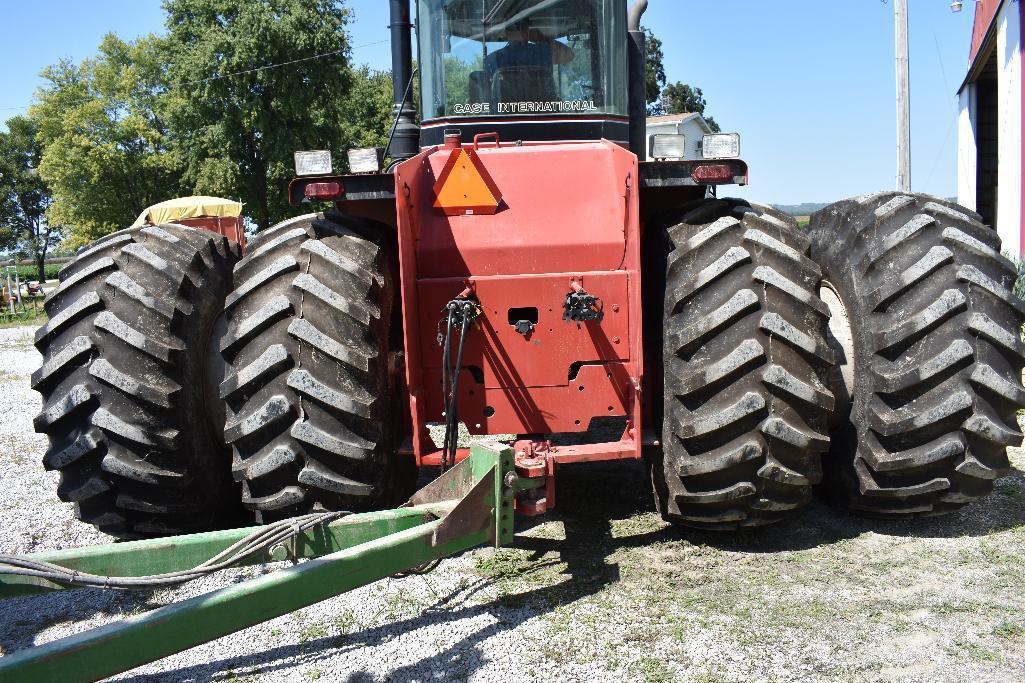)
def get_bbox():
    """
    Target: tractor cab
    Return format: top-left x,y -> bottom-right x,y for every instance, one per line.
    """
417,0 -> 630,146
